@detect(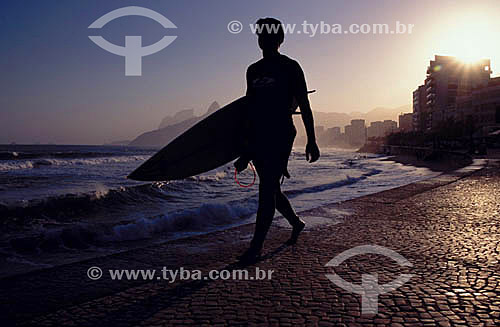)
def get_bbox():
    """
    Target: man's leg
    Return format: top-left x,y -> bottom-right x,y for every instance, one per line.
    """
249,173 -> 279,252
275,190 -> 305,245
275,190 -> 300,225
